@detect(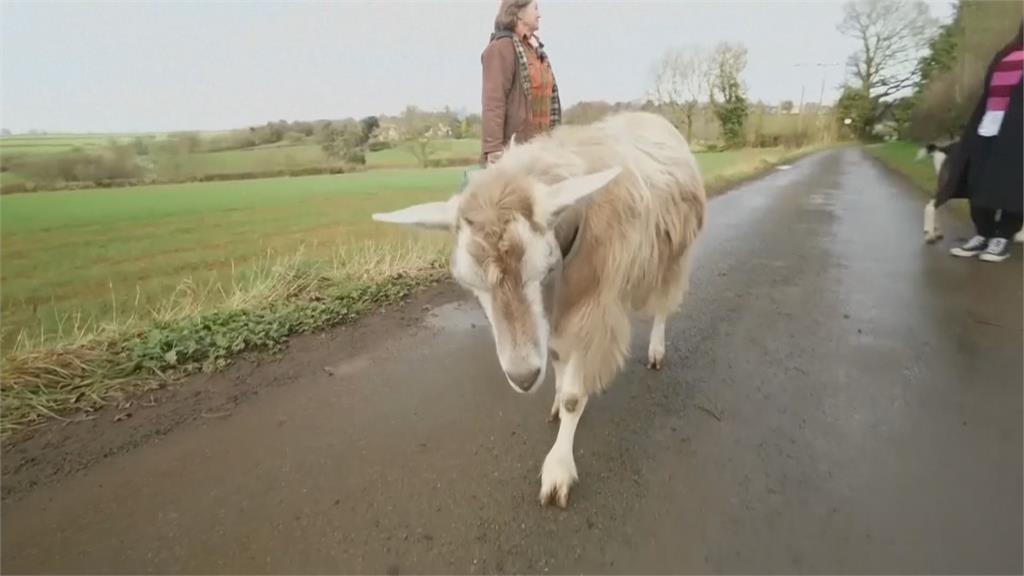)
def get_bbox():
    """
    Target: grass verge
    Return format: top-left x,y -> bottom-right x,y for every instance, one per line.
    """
702,142 -> 842,196
0,242 -> 448,439
863,141 -> 938,192
864,141 -> 970,219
